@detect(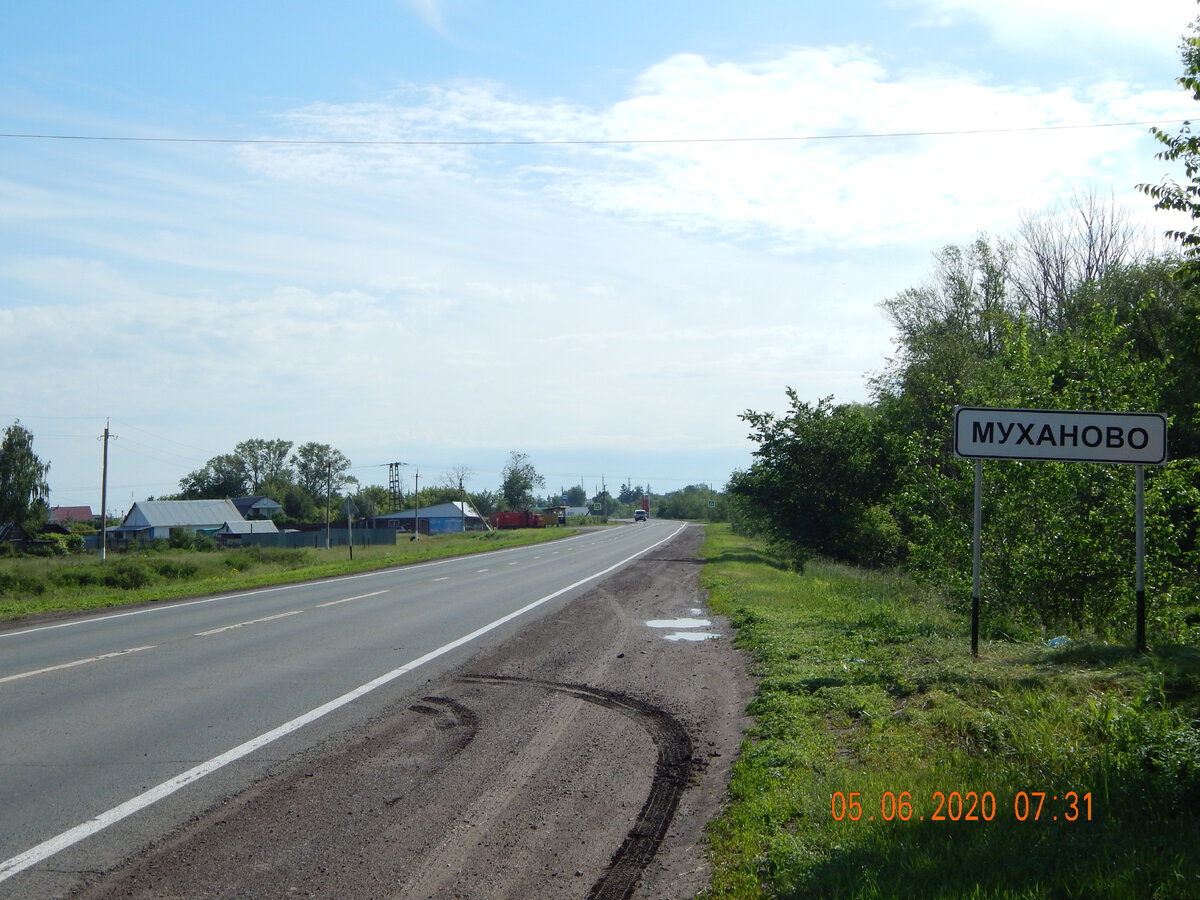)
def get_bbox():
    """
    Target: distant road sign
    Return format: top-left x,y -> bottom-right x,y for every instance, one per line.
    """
954,407 -> 1167,465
